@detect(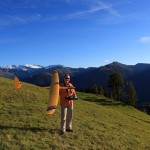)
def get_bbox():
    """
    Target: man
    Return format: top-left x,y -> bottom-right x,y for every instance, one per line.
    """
59,74 -> 77,134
